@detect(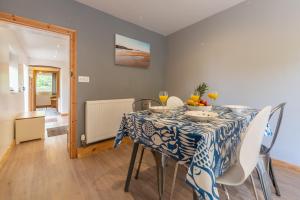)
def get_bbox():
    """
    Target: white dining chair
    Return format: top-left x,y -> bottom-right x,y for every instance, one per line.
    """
167,96 -> 184,108
216,106 -> 271,200
170,106 -> 272,200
